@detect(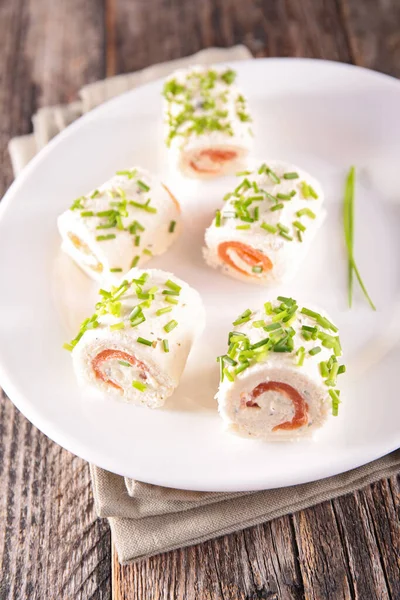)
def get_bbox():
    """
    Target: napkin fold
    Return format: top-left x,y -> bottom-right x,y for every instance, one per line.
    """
92,452 -> 400,563
8,44 -> 400,564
